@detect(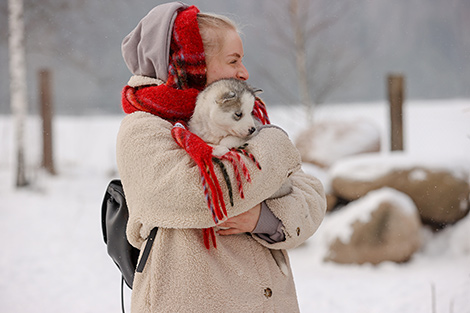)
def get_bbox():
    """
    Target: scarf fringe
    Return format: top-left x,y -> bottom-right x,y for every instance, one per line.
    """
212,158 -> 234,206
172,123 -> 263,250
172,123 -> 227,223
253,97 -> 270,125
203,227 -> 217,249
